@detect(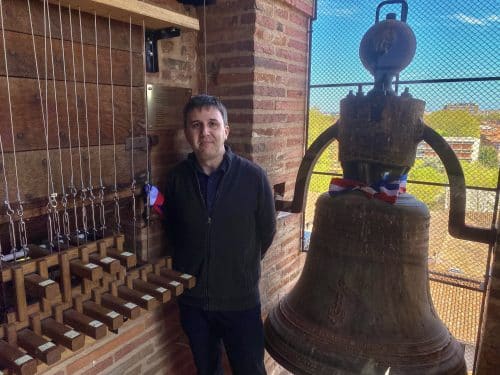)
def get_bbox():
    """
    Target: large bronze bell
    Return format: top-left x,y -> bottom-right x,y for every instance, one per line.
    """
265,1 -> 496,374
265,191 -> 466,374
